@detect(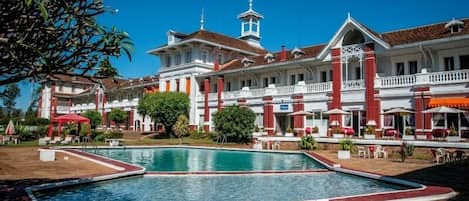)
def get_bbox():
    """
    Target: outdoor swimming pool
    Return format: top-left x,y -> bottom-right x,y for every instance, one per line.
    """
86,147 -> 325,171
35,173 -> 408,201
